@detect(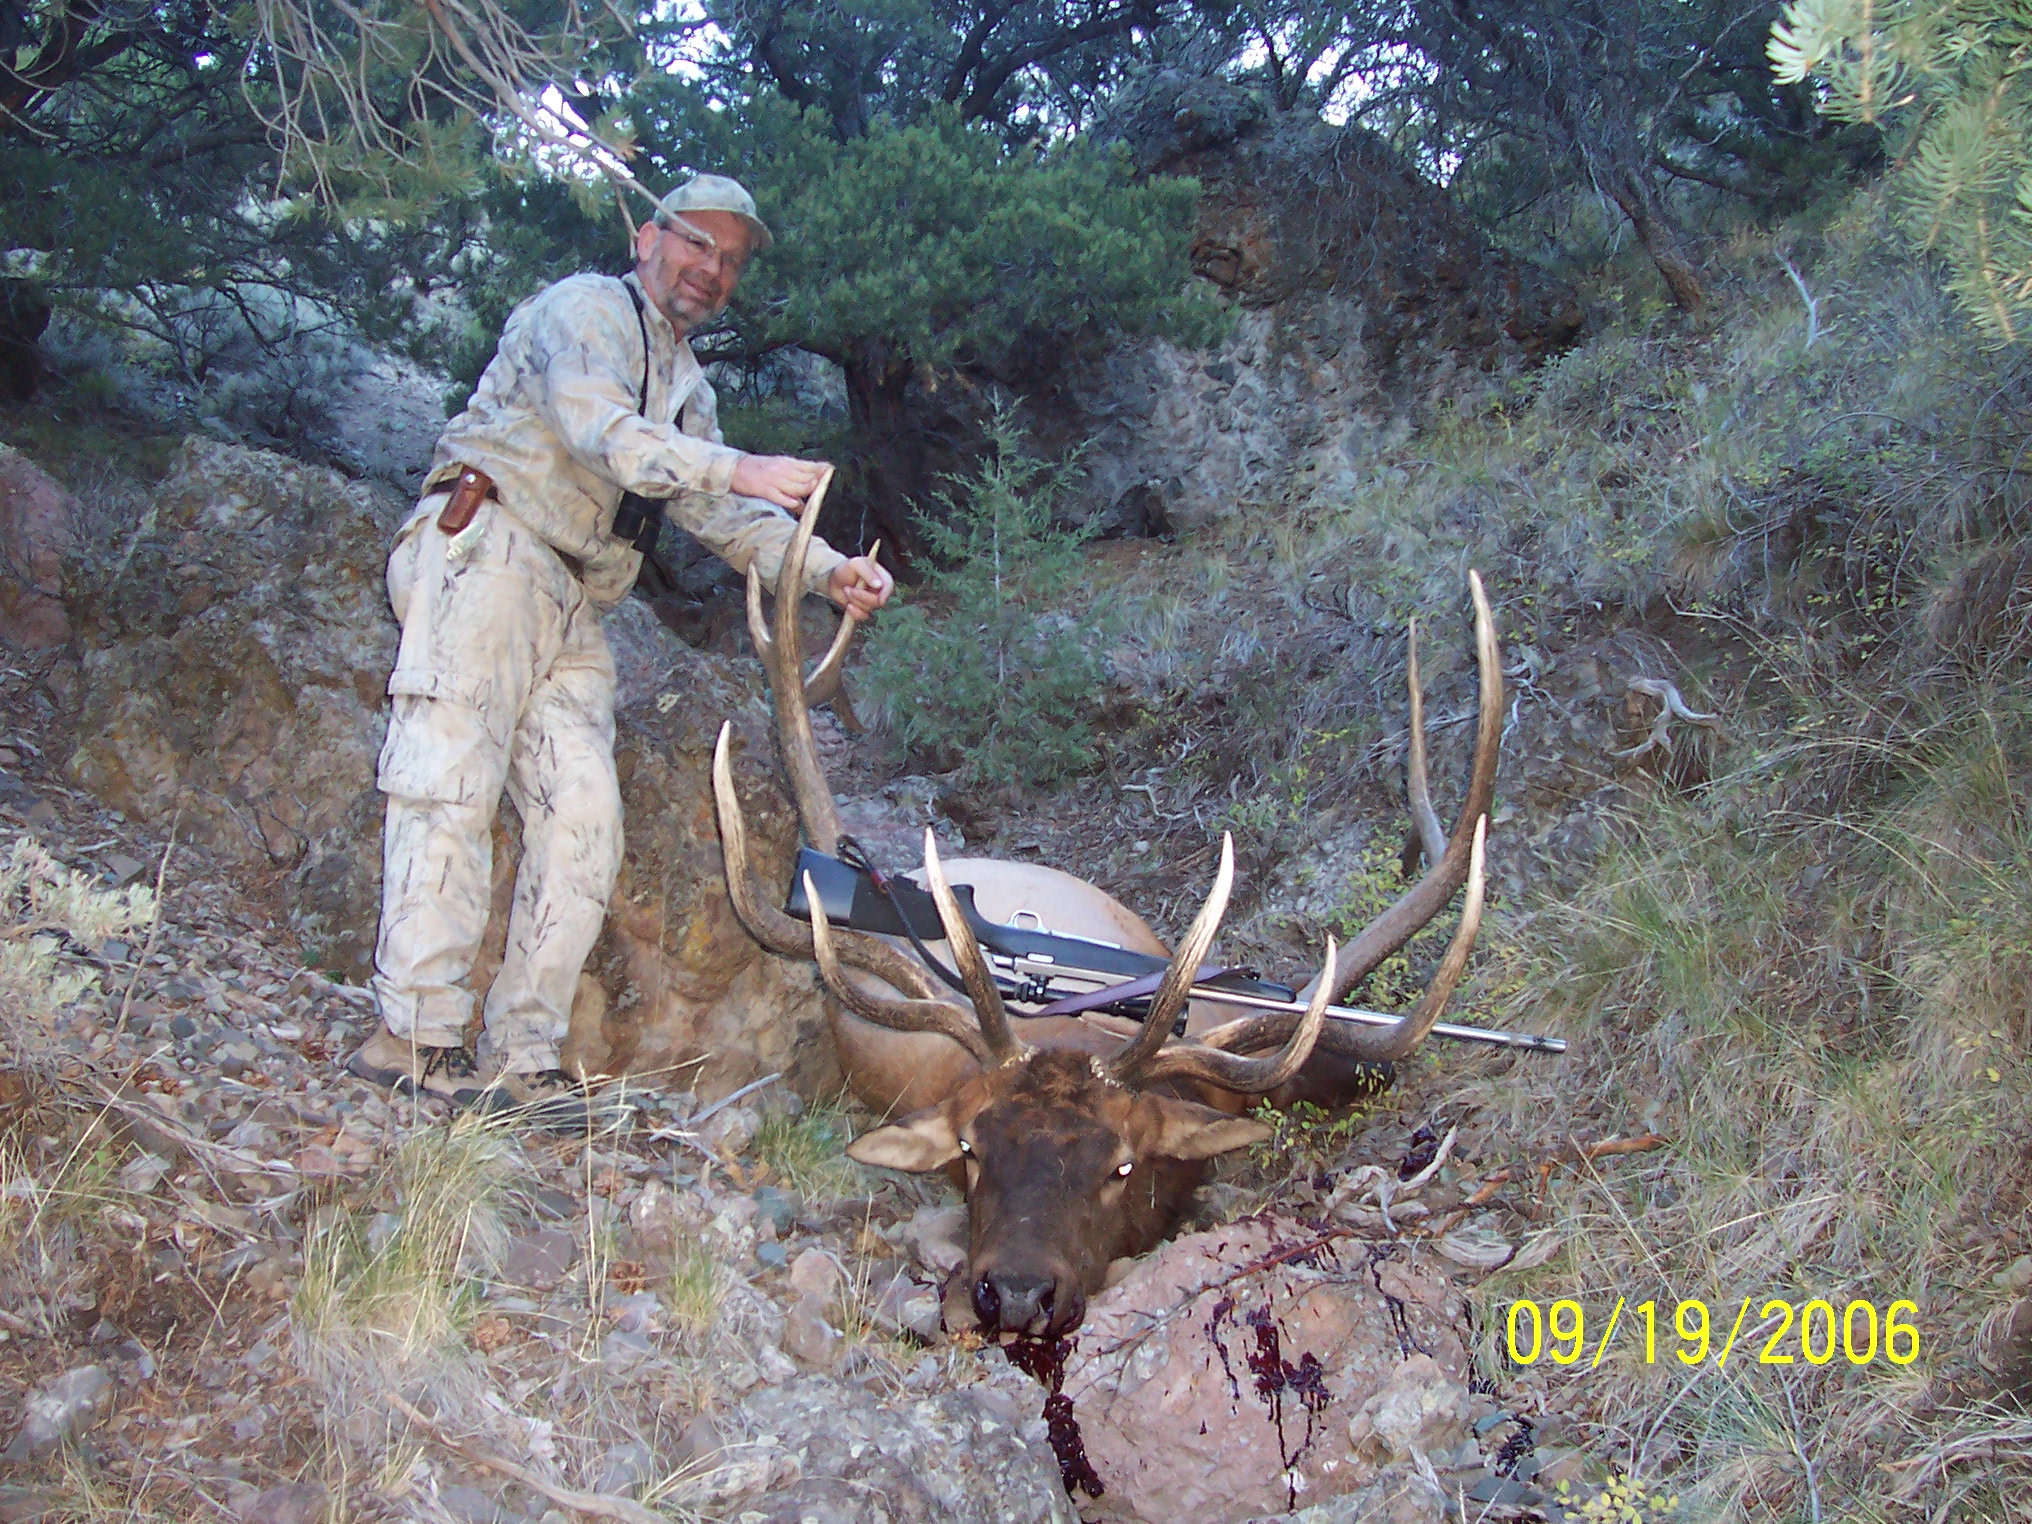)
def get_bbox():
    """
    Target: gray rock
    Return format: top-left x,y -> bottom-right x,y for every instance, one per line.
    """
600,1329 -> 656,1376
496,1227 -> 579,1290
870,1270 -> 943,1342
0,447 -> 74,651
788,1246 -> 844,1307
782,1293 -> 841,1370
236,1482 -> 327,1524
3,1365 -> 115,1460
1245,1463 -> 1444,1524
696,1104 -> 759,1160
751,1185 -> 800,1236
902,1202 -> 967,1276
1060,1217 -> 1471,1523
595,1440 -> 655,1495
719,1376 -> 1072,1523
0,1486 -> 59,1524
437,1484 -> 513,1524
